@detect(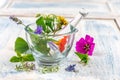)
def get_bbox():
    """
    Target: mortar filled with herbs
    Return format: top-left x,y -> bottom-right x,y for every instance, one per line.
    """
10,13 -> 79,66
